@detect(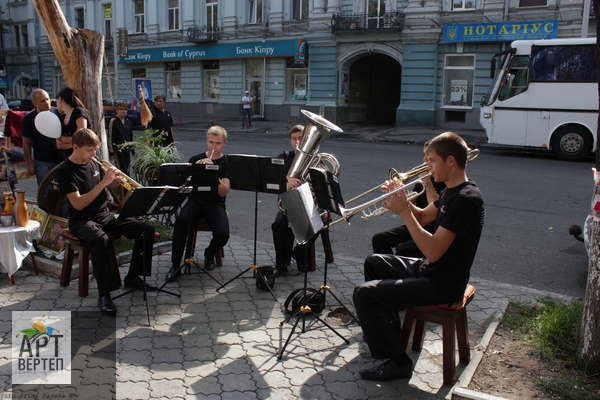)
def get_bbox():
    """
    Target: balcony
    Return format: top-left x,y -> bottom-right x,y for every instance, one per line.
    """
186,25 -> 221,43
331,11 -> 405,33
